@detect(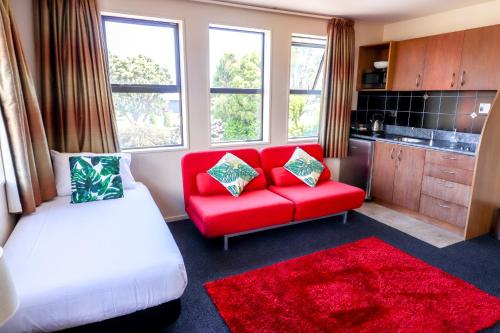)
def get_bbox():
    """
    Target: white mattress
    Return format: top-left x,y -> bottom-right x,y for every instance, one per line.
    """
1,183 -> 187,333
